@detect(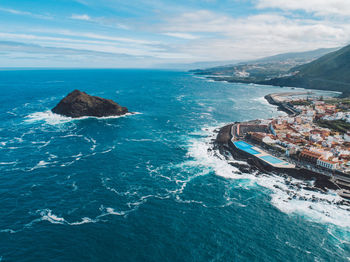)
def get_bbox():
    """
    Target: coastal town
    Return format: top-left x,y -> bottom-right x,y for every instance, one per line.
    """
218,92 -> 350,198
